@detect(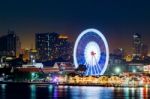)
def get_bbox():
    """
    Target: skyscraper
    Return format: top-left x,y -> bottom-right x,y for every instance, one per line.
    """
132,33 -> 148,57
141,43 -> 148,57
35,32 -> 58,61
35,32 -> 72,61
57,34 -> 73,61
133,33 -> 142,56
0,30 -> 21,57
